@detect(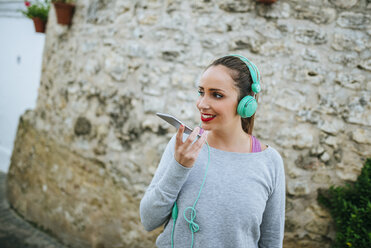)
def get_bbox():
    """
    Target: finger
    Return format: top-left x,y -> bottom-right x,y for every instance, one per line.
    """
191,131 -> 208,152
175,124 -> 185,147
200,130 -> 208,144
185,126 -> 200,147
